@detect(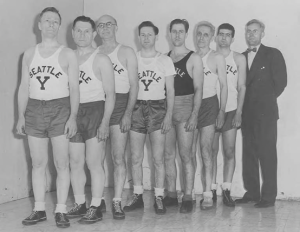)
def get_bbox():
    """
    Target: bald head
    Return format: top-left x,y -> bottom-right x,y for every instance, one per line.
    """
96,14 -> 117,27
